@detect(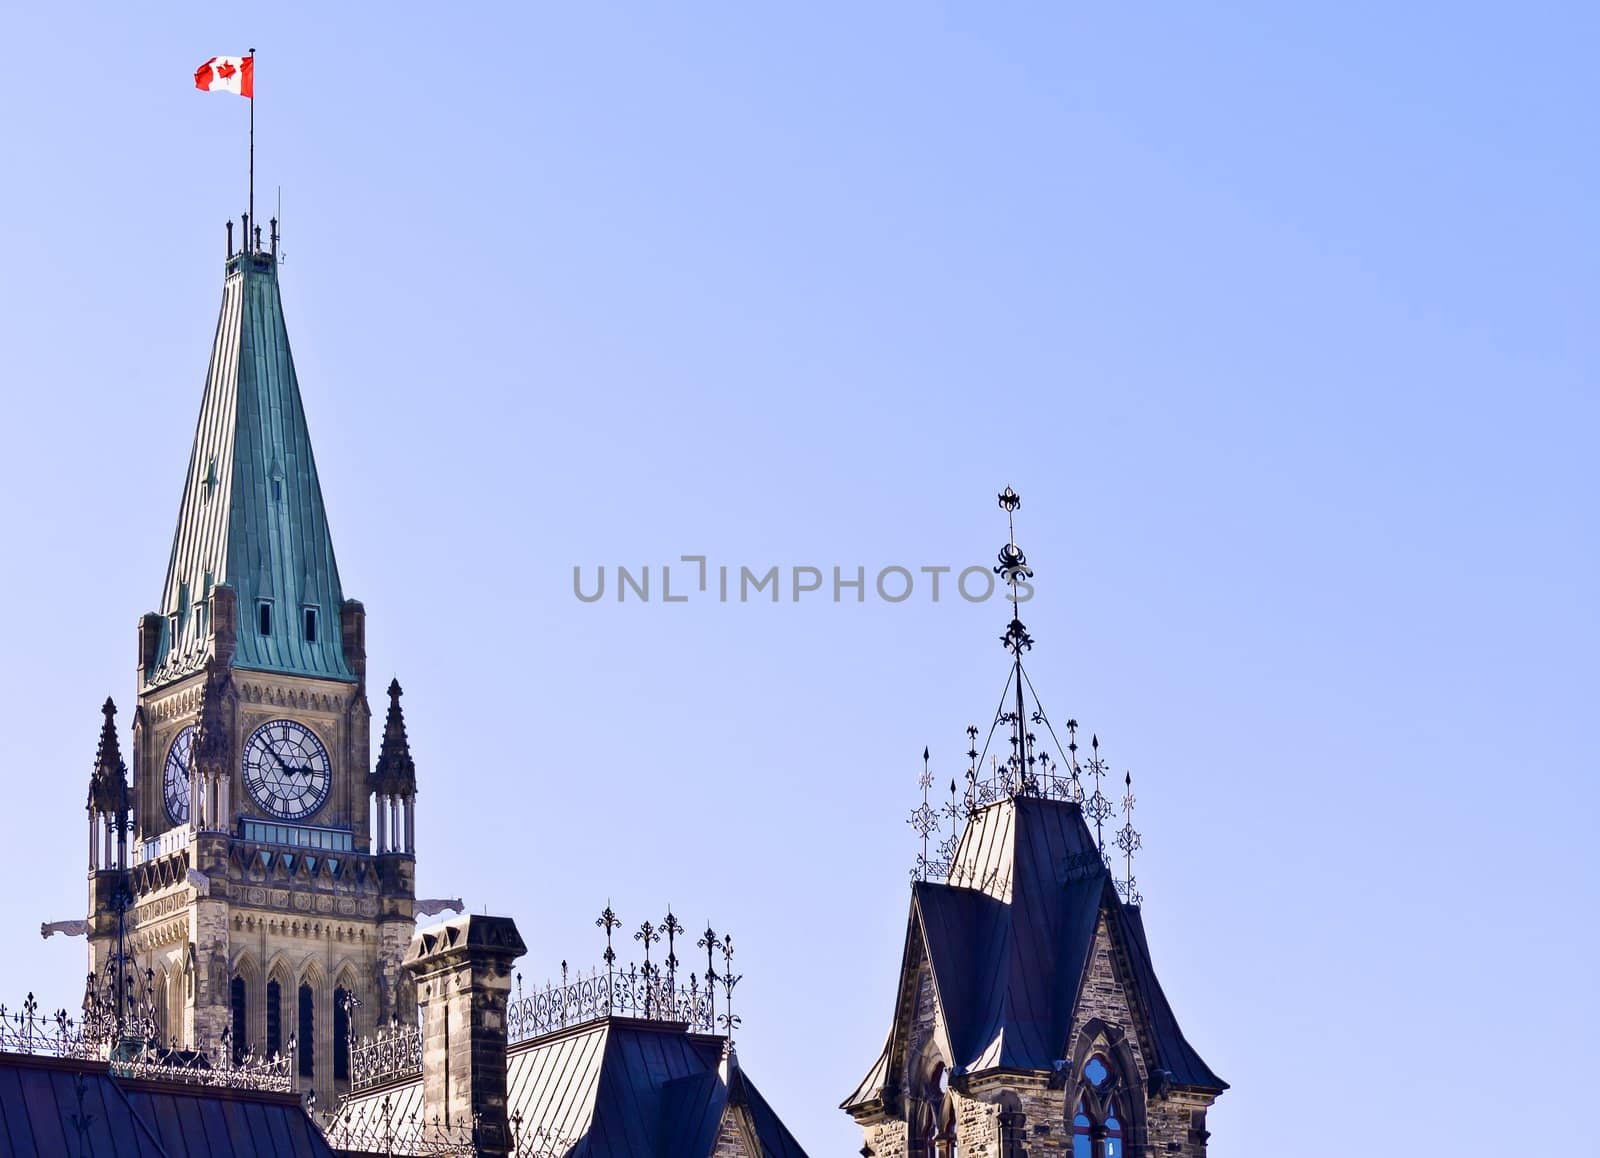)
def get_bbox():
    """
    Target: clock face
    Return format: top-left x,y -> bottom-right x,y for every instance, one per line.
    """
242,719 -> 331,821
163,726 -> 195,824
